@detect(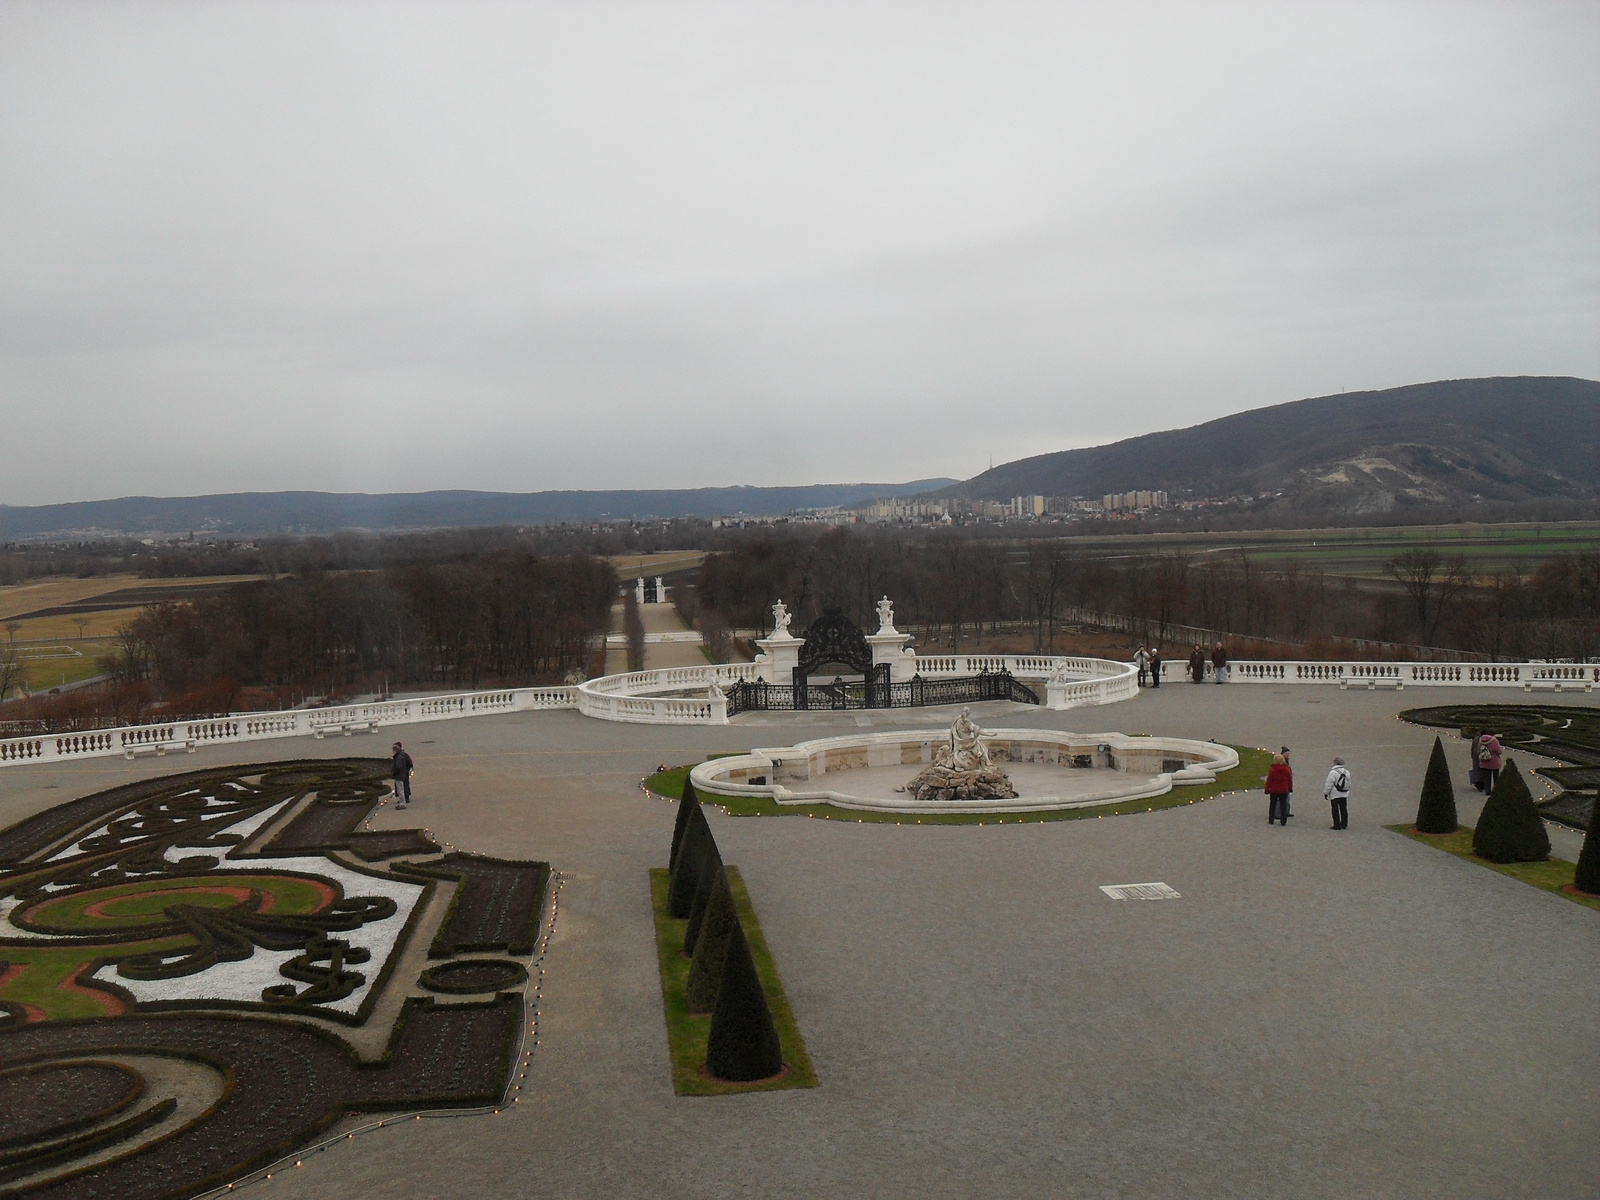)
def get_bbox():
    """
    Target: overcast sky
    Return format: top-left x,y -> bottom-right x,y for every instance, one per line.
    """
2,2 -> 1596,505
